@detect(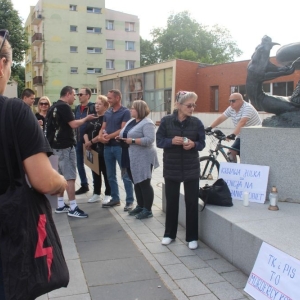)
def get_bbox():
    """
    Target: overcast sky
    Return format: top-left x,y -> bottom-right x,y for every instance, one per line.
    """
11,0 -> 299,61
